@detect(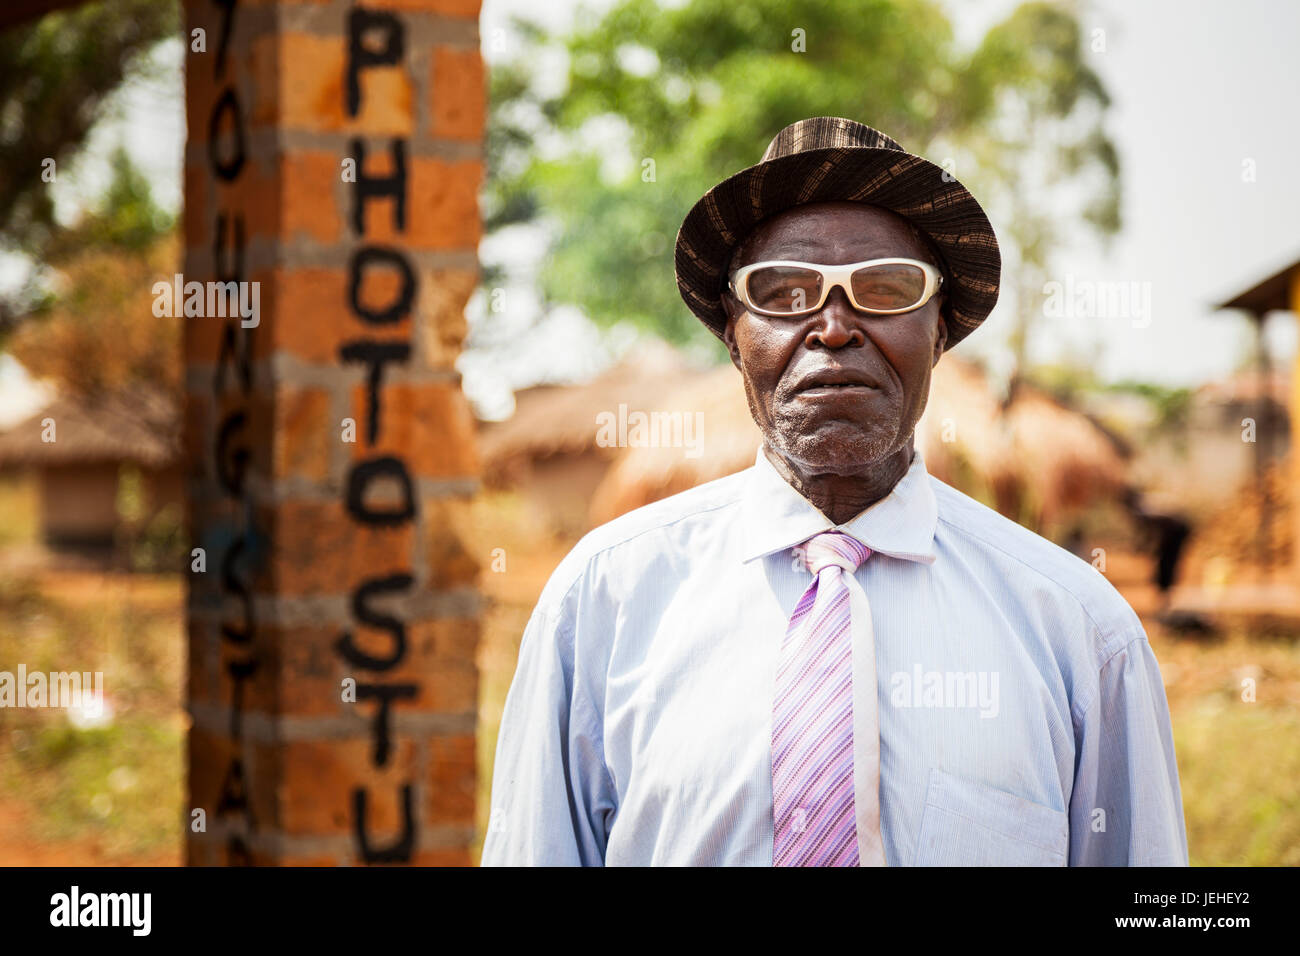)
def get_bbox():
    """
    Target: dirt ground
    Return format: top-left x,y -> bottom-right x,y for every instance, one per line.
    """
0,798 -> 178,866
